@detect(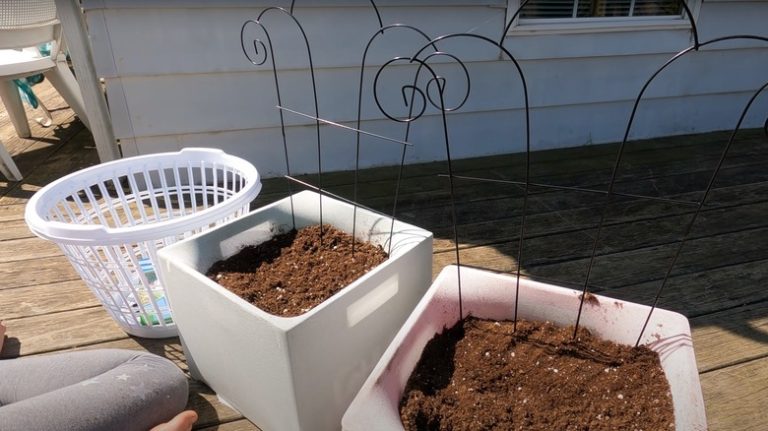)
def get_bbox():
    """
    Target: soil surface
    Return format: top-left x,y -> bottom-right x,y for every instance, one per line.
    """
400,318 -> 675,430
206,224 -> 388,317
